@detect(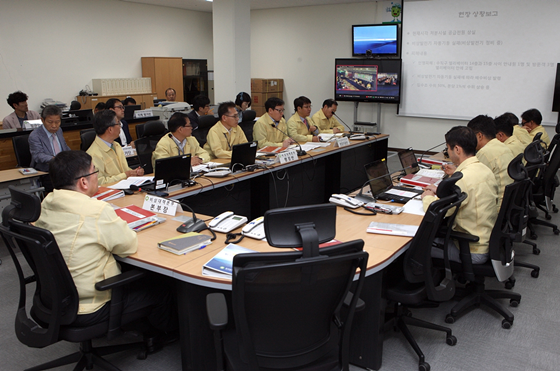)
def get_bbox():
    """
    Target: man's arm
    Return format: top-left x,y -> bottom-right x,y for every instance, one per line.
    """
190,137 -> 211,163
206,129 -> 232,159
253,120 -> 283,148
332,117 -> 345,133
97,204 -> 138,257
